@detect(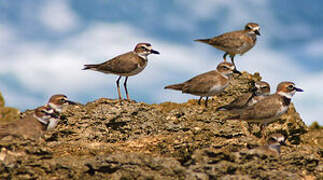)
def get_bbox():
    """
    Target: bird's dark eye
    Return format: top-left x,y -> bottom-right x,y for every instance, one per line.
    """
60,99 -> 65,102
141,46 -> 146,50
222,66 -> 228,70
287,85 -> 294,90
